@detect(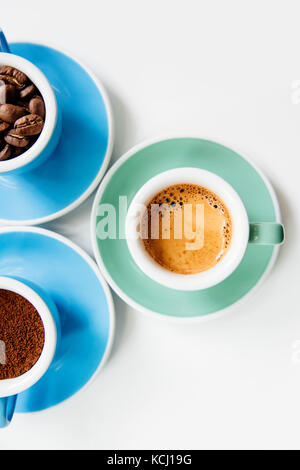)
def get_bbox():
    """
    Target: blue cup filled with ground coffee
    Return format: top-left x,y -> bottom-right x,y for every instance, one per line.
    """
0,276 -> 60,427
